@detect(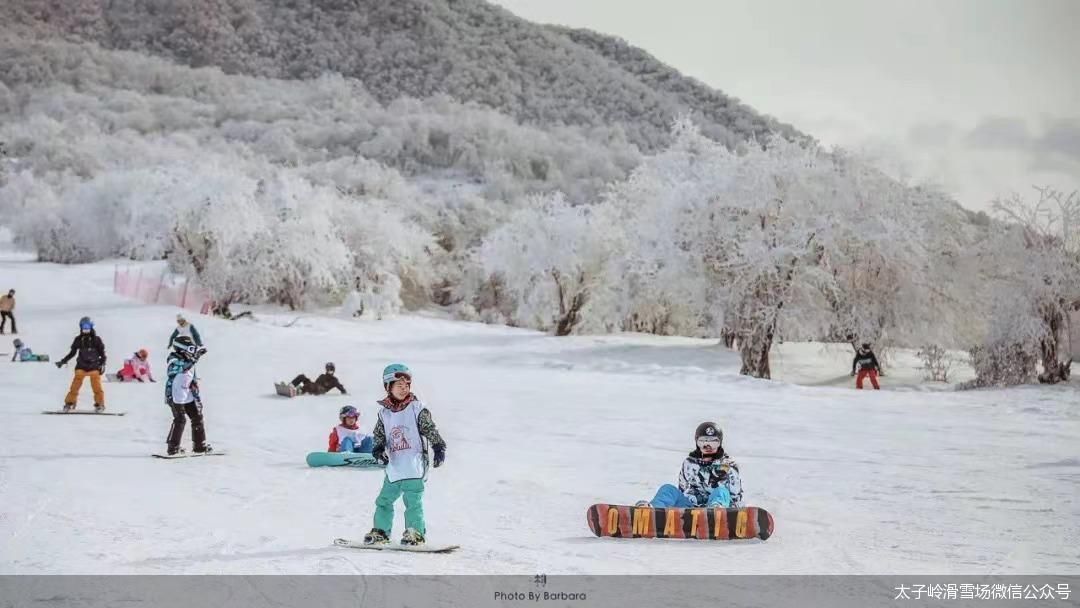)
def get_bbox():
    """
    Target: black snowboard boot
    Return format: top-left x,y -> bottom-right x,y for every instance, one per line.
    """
62,403 -> 75,412
401,528 -> 425,546
167,445 -> 184,456
193,443 -> 213,454
363,528 -> 389,545
94,404 -> 105,413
